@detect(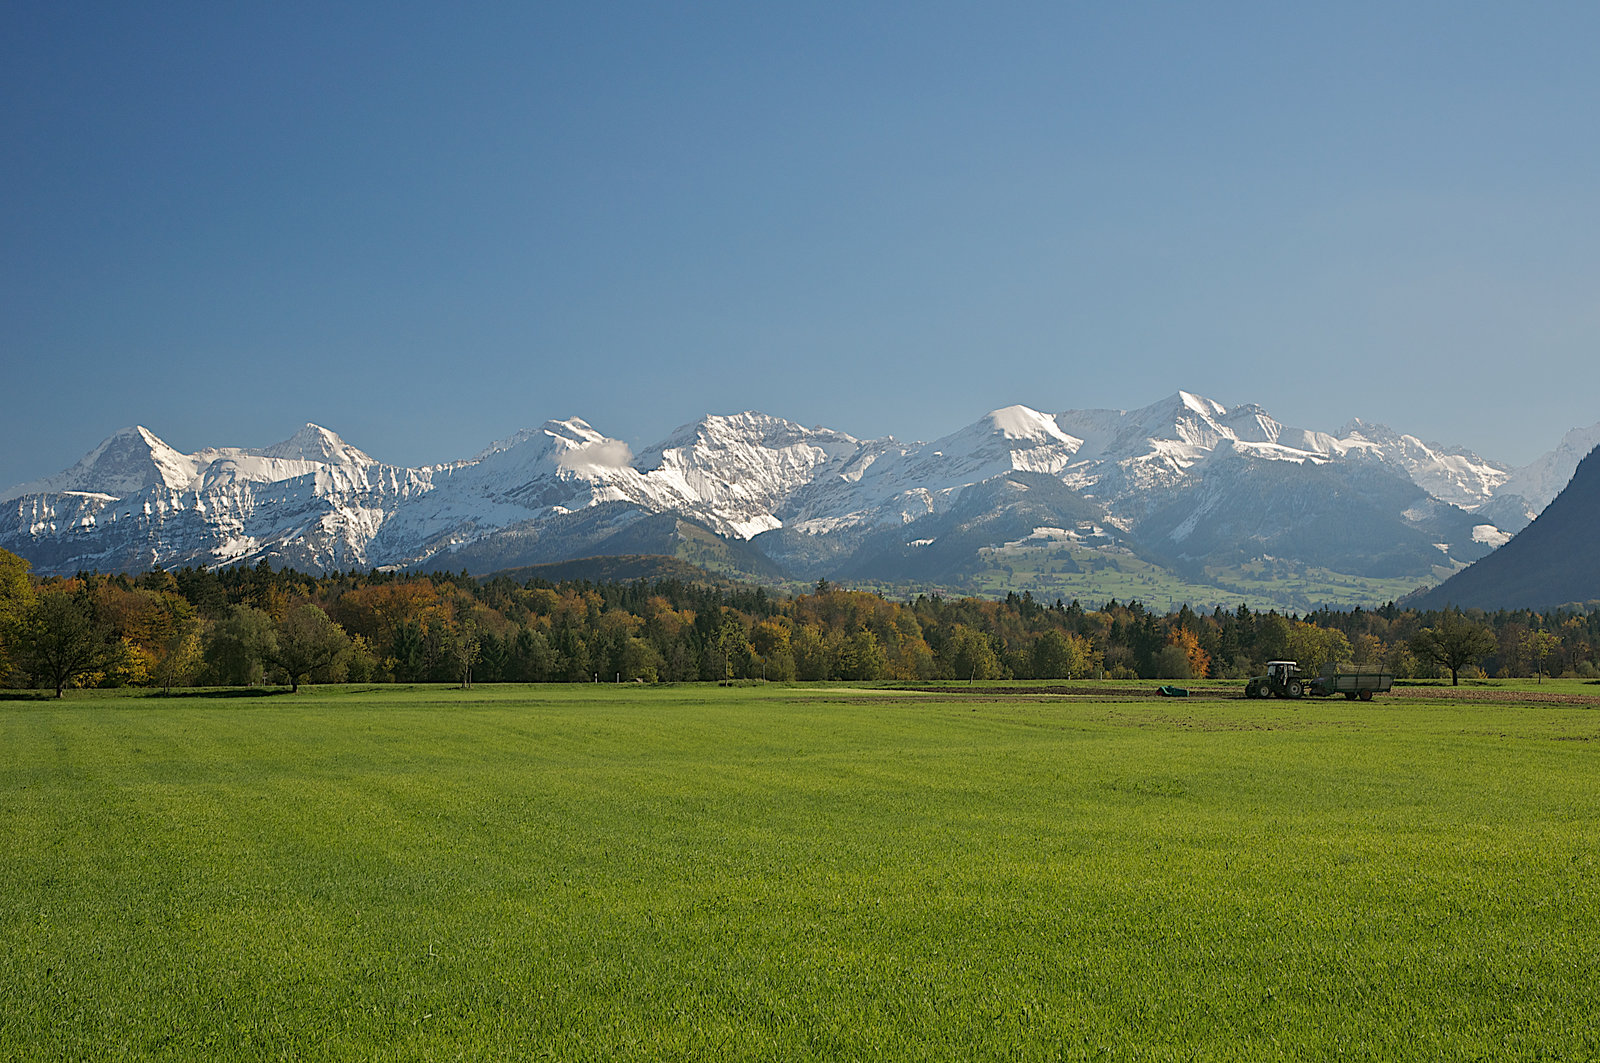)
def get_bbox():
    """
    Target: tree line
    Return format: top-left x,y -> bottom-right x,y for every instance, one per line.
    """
1,549 -> 1596,695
